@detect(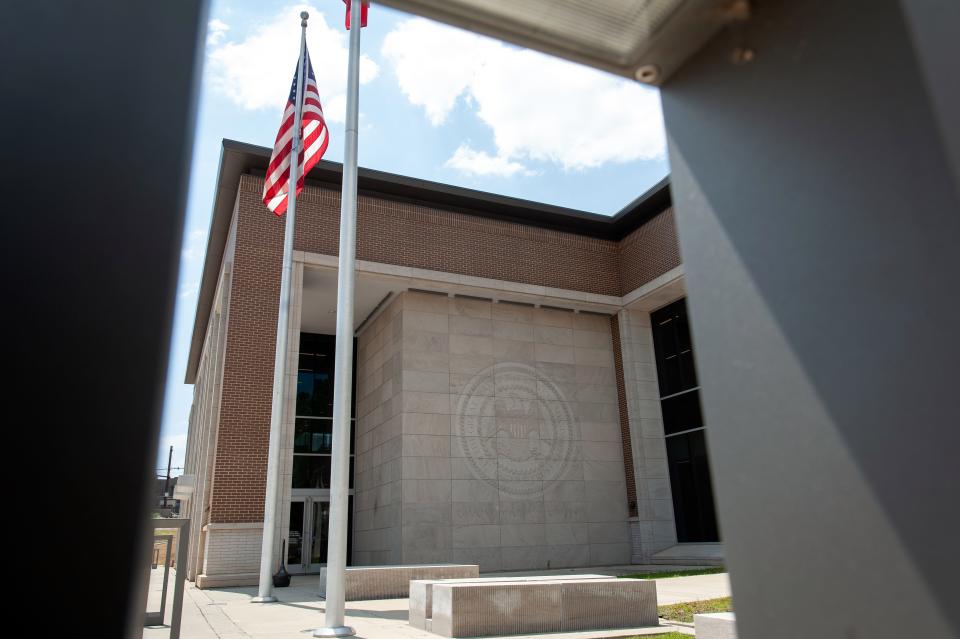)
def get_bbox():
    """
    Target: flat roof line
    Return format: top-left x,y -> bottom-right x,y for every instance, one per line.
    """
185,139 -> 672,383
